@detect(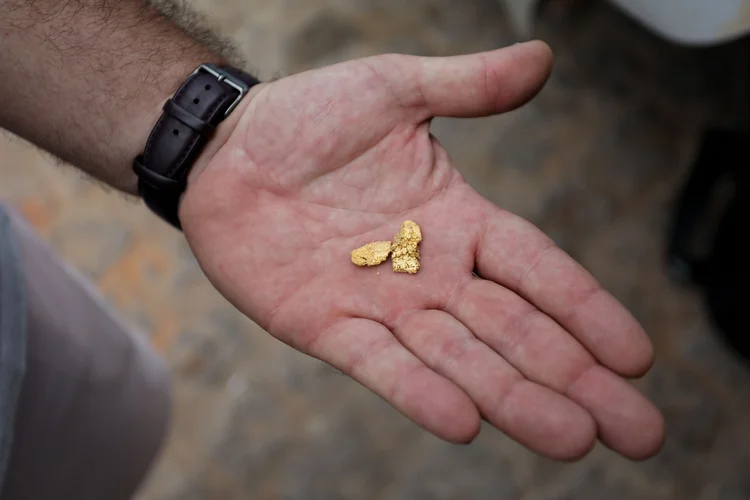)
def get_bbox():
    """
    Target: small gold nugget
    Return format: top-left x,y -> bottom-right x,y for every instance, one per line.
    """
392,220 -> 422,274
351,241 -> 392,267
